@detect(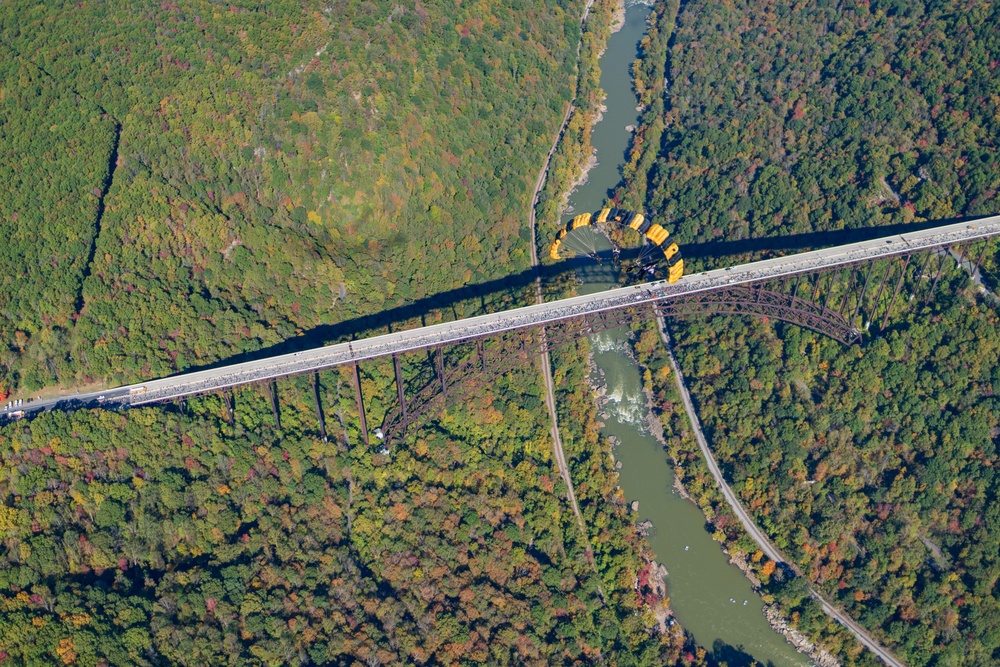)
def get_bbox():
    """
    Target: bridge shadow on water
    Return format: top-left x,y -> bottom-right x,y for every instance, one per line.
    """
709,639 -> 778,667
179,217 -> 982,377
